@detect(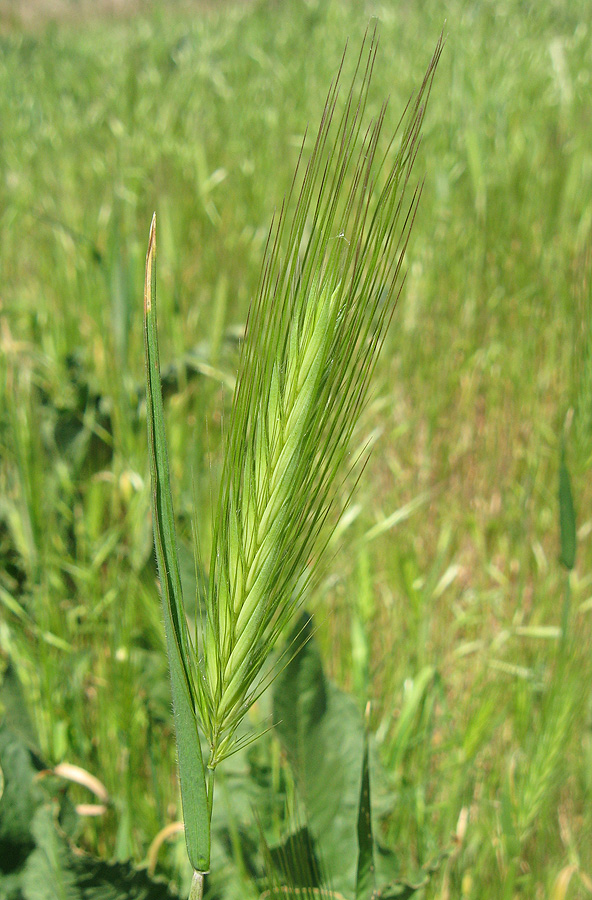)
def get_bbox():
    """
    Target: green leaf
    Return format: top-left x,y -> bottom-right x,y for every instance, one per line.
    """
268,827 -> 322,891
0,722 -> 176,900
21,804 -> 178,900
371,850 -> 450,900
144,215 -> 210,874
68,856 -> 178,900
558,444 -> 576,570
0,655 -> 40,752
355,737 -> 375,900
273,614 -> 365,898
0,720 -> 44,871
22,805 -> 79,900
